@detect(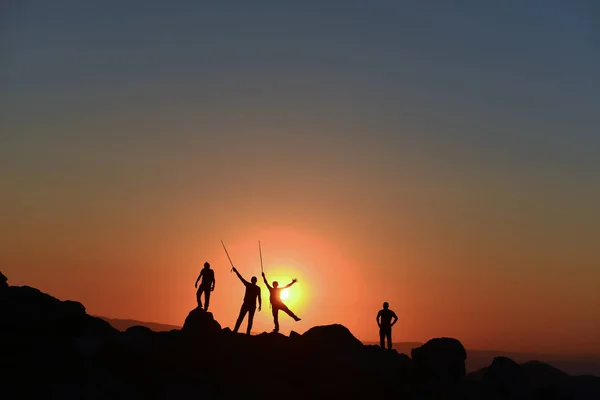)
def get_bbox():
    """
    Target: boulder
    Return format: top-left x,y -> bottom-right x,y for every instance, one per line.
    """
181,307 -> 221,335
483,356 -> 528,399
411,337 -> 467,390
0,285 -> 116,338
299,324 -> 363,354
120,325 -> 157,354
126,325 -> 155,335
